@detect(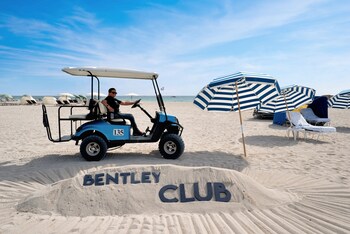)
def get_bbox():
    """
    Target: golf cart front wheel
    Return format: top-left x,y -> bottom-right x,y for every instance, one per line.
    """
159,134 -> 184,159
80,135 -> 107,161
